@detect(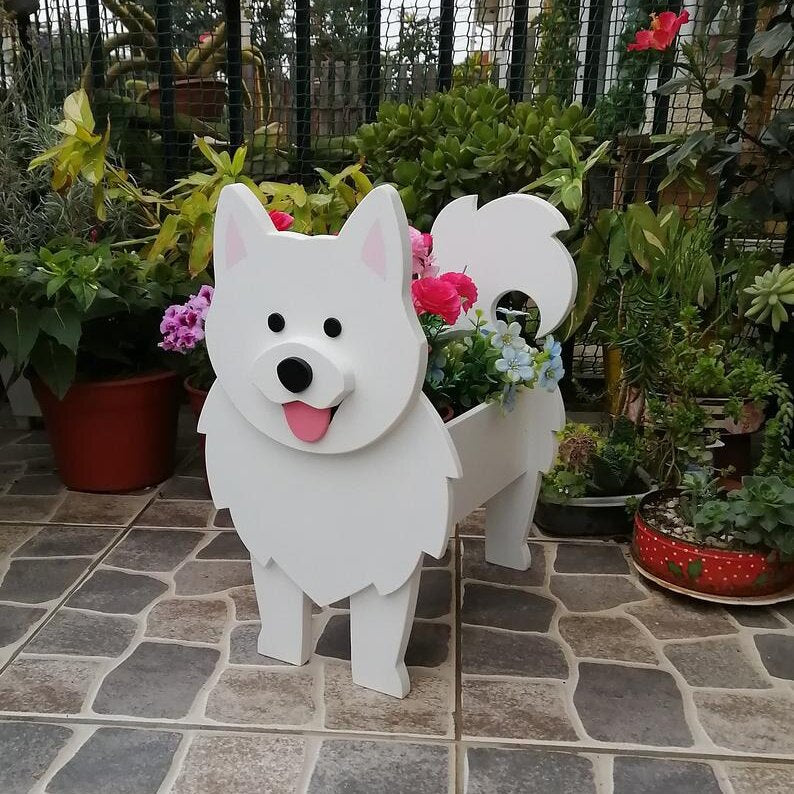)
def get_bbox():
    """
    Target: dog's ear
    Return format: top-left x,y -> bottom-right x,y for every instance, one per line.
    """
214,184 -> 277,277
338,185 -> 411,290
